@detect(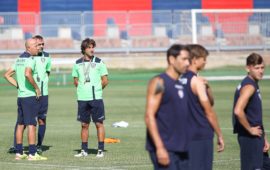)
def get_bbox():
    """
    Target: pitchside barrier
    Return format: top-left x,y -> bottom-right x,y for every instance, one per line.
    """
0,9 -> 270,54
